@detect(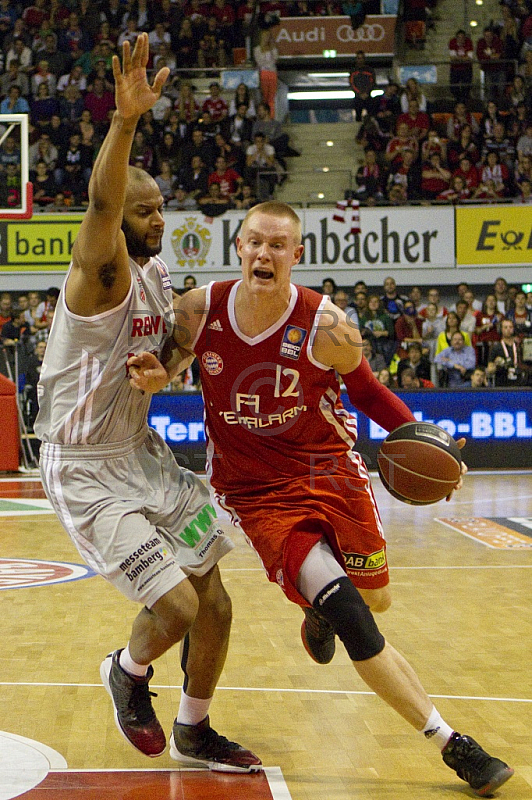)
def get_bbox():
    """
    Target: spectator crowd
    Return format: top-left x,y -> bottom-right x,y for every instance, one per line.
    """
0,0 -> 308,212
319,275 -> 532,389
352,11 -> 532,207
